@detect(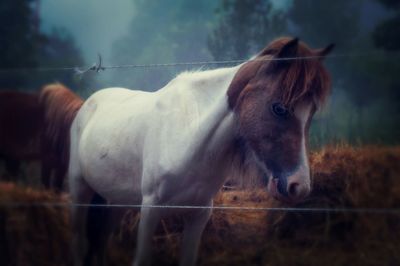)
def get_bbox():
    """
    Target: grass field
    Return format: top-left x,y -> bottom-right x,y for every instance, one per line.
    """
1,145 -> 400,266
